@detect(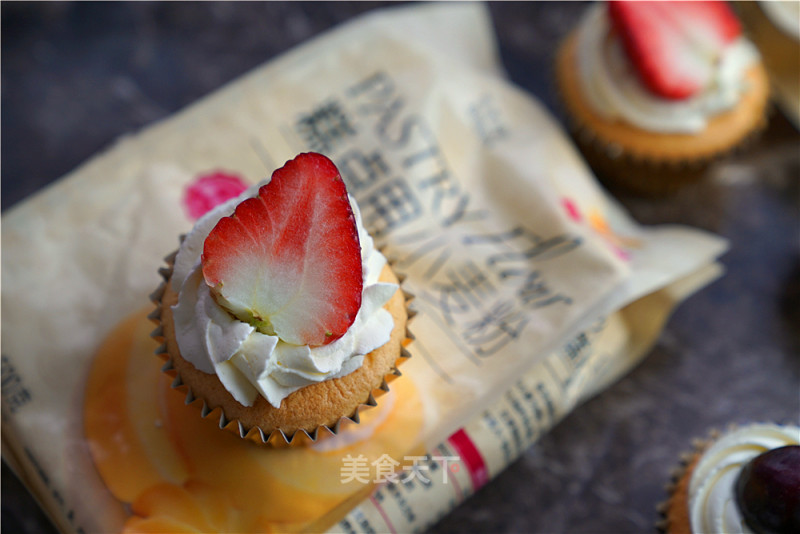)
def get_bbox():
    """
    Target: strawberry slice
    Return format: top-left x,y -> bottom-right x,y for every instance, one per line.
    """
608,1 -> 742,100
201,152 -> 362,347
